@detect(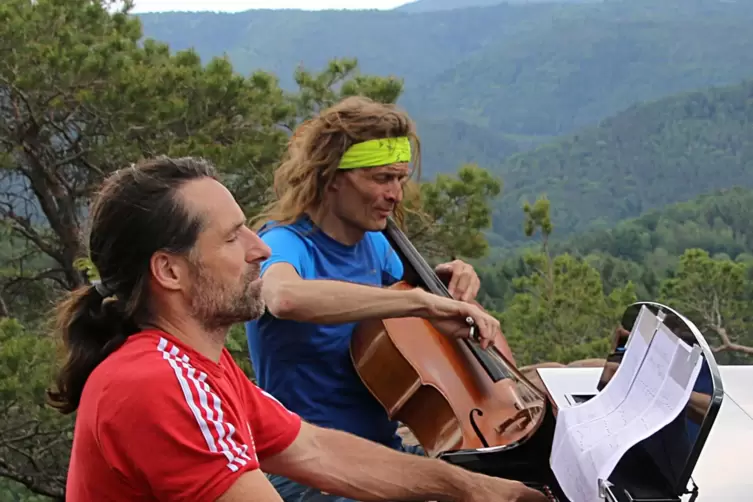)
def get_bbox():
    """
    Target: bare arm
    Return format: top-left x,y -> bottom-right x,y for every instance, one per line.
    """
216,470 -> 283,502
260,422 -> 470,502
260,422 -> 545,502
261,262 -> 436,324
262,263 -> 505,347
